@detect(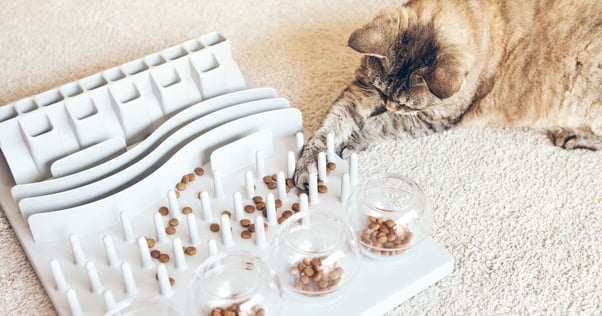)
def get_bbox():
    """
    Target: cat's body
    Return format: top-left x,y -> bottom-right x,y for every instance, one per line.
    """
294,0 -> 602,187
